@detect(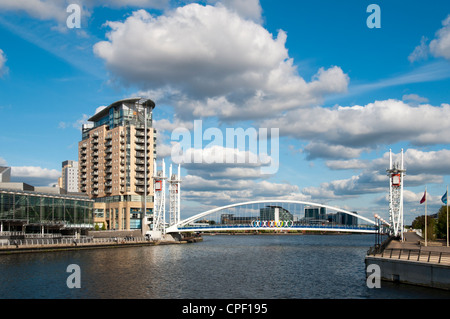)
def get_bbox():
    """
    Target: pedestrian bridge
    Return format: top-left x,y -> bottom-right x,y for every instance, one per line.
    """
165,200 -> 378,234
